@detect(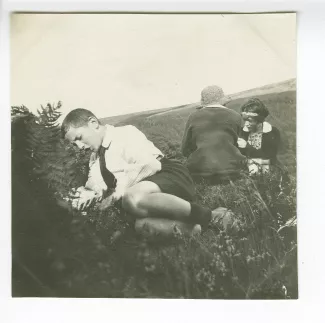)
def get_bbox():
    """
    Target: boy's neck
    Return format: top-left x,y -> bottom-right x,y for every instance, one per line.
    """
98,124 -> 110,147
